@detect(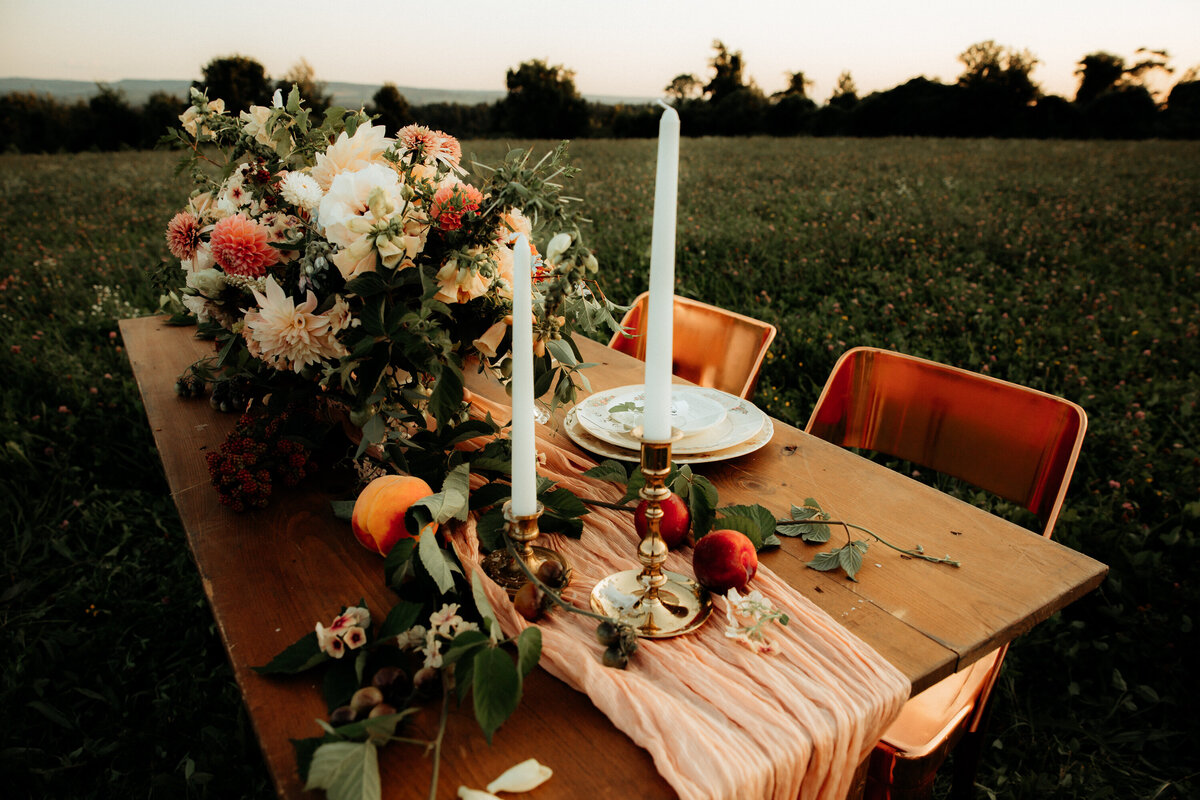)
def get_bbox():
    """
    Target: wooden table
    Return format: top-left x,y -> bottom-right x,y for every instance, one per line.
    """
120,316 -> 1107,799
